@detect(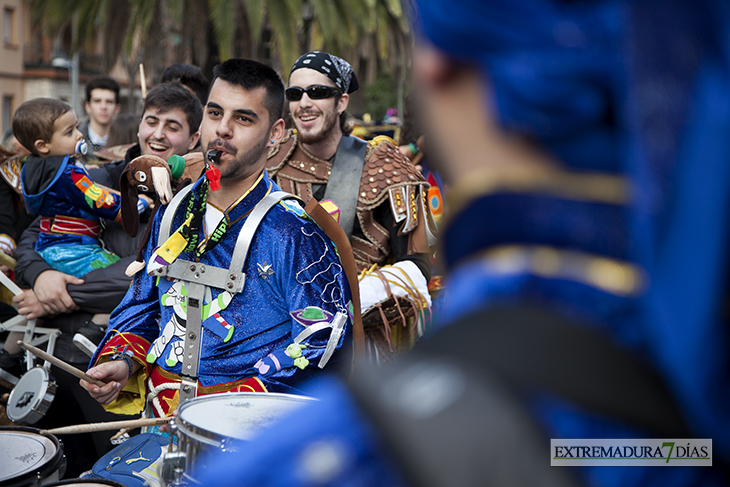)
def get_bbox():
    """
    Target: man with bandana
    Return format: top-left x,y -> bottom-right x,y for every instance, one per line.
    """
197,0 -> 730,486
80,59 -> 353,420
267,52 -> 437,362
